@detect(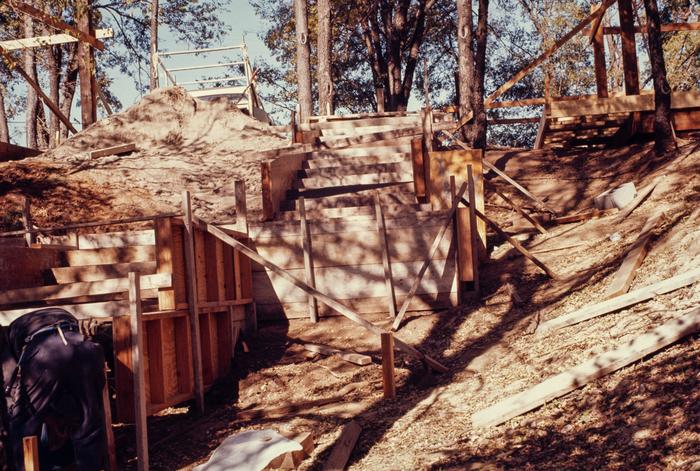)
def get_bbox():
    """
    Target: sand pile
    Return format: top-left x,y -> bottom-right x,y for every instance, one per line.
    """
0,87 -> 288,229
